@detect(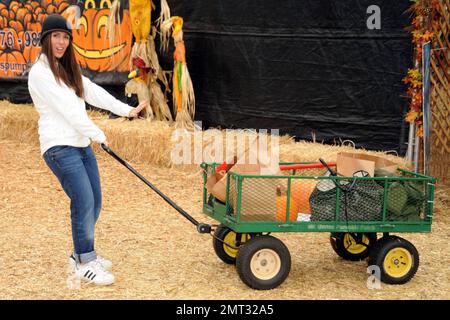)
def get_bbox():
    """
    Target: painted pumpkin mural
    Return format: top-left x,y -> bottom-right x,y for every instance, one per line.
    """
71,0 -> 132,72
0,0 -> 132,77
